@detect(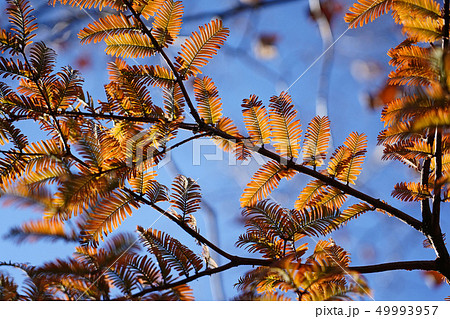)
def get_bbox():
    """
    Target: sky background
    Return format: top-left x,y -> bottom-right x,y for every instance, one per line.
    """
1,0 -> 450,300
